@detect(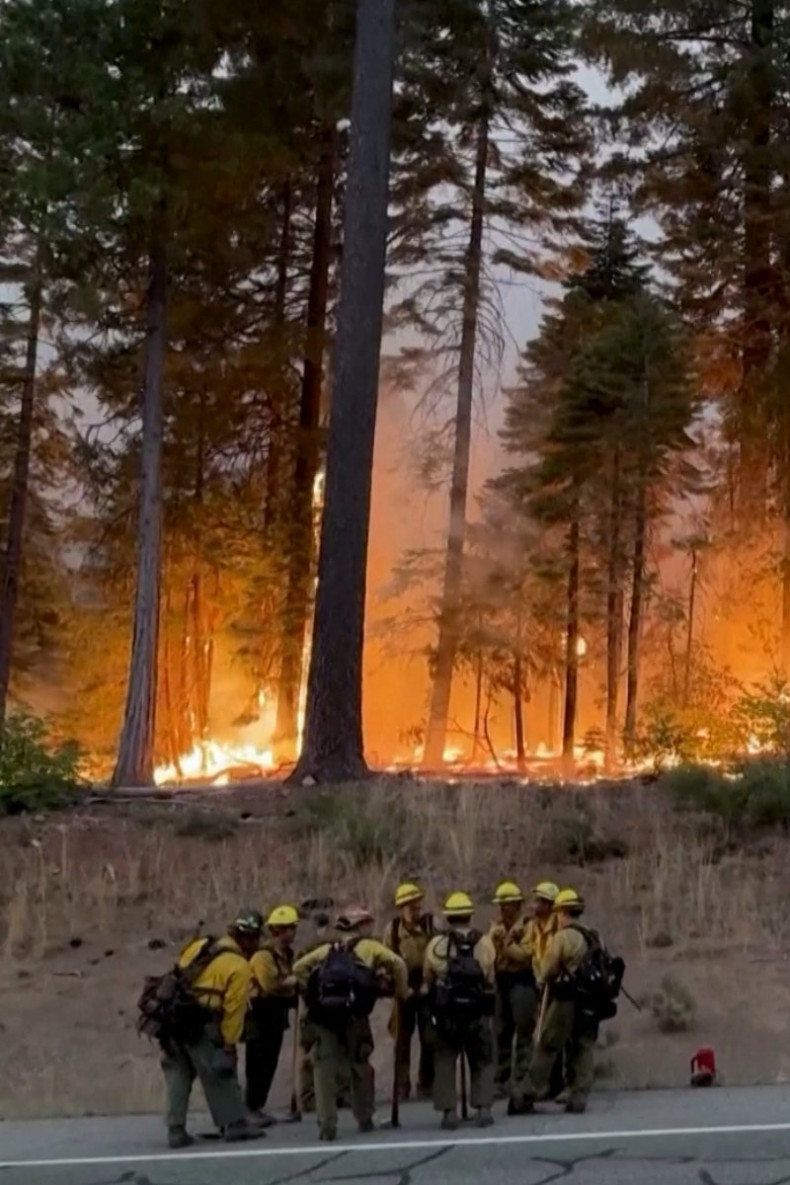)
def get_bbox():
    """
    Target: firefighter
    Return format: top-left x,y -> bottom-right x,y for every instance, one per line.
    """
489,881 -> 533,1099
245,904 -> 300,1126
161,909 -> 265,1148
511,888 -> 597,1116
424,892 -> 496,1131
293,905 -> 408,1142
383,882 -> 435,1102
